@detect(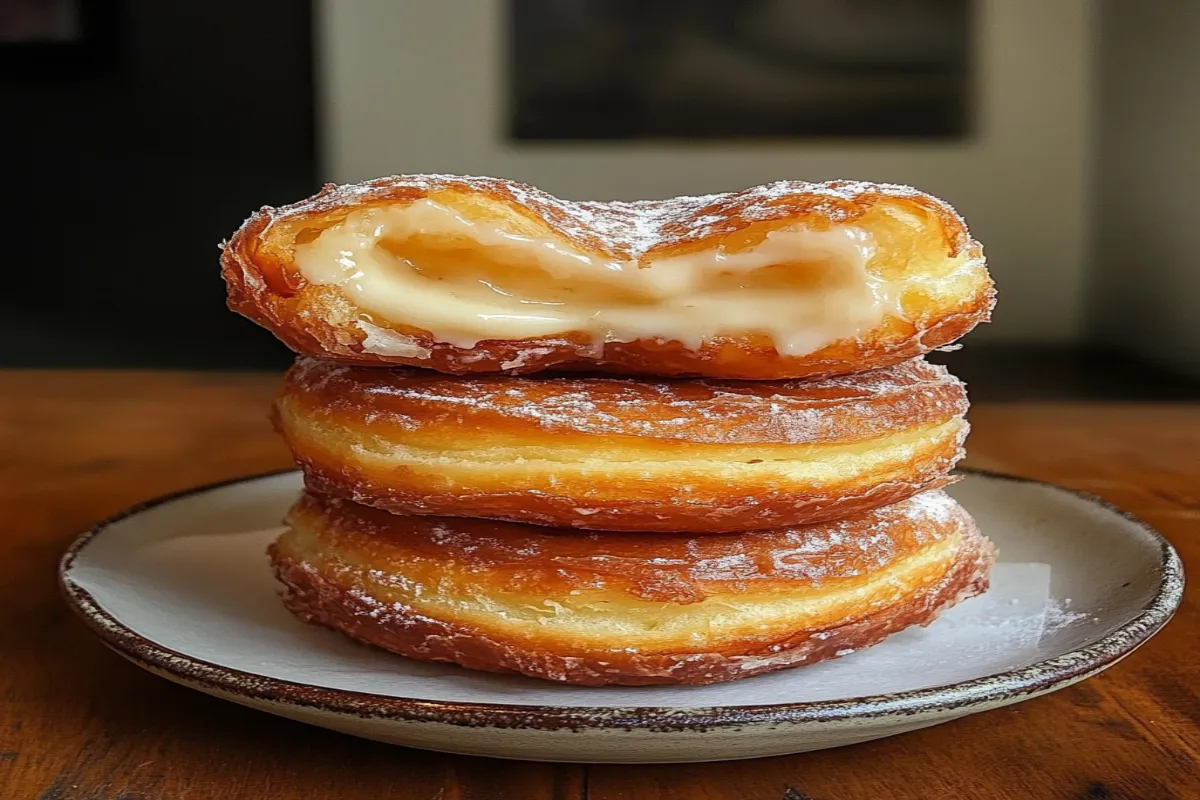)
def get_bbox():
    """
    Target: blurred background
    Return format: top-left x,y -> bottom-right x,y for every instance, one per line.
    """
3,0 -> 1198,401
